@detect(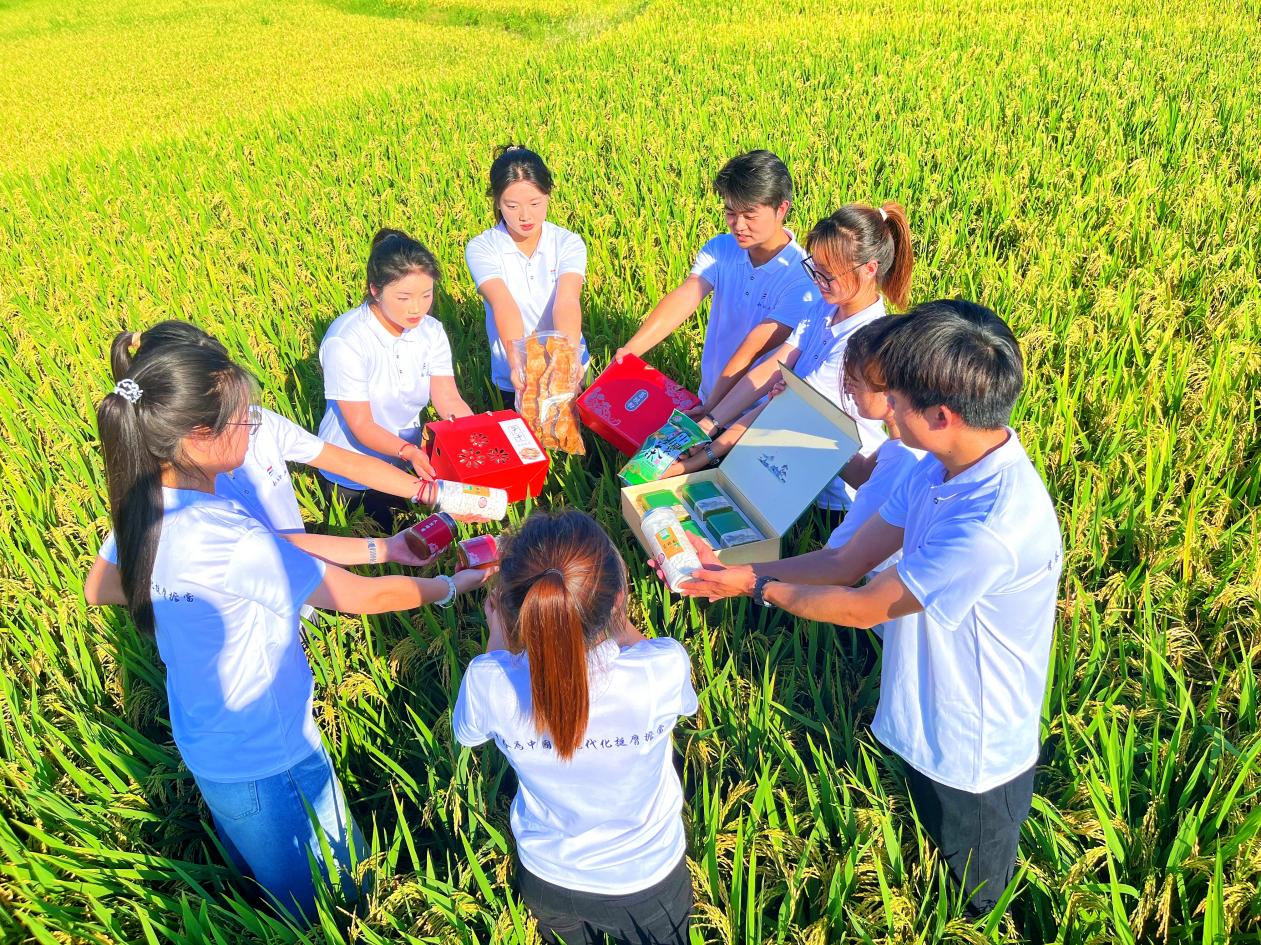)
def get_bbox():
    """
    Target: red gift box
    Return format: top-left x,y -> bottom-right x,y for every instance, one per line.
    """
576,355 -> 701,456
423,410 -> 550,503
